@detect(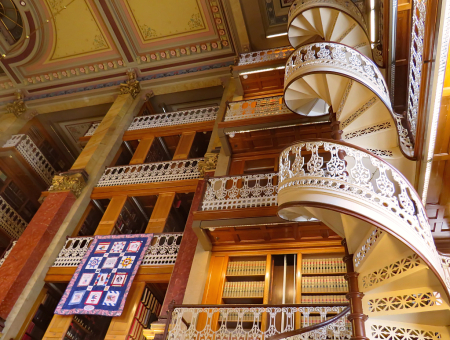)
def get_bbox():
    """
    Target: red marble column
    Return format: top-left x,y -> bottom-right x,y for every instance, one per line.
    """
0,191 -> 76,319
159,179 -> 206,316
